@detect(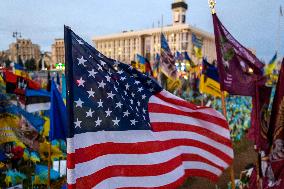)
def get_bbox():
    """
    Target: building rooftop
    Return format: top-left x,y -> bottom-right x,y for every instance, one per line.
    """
93,24 -> 214,41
